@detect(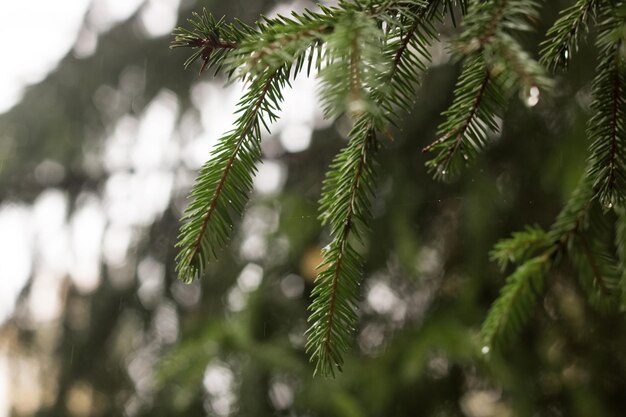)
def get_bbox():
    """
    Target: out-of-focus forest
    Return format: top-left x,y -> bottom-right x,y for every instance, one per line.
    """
0,1 -> 624,416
